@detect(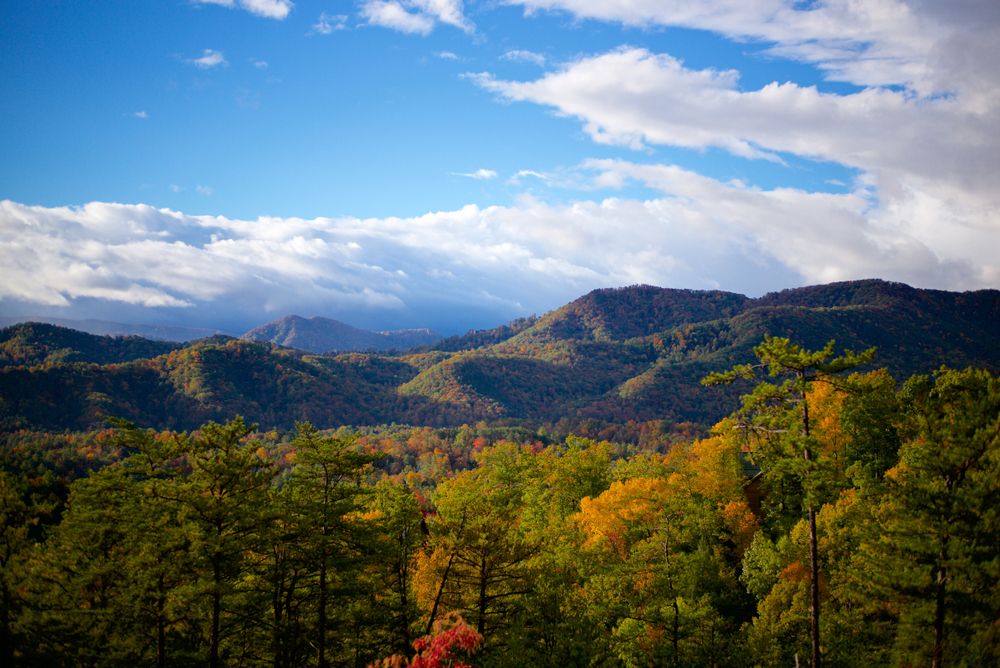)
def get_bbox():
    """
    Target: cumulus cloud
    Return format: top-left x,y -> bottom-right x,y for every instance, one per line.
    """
187,49 -> 228,68
254,61 -> 268,69
196,185 -> 213,195
312,12 -> 347,34
360,0 -> 473,35
192,0 -> 293,20
501,49 -> 546,66
134,111 -> 148,118
468,43 -> 1000,272
361,1 -> 435,35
